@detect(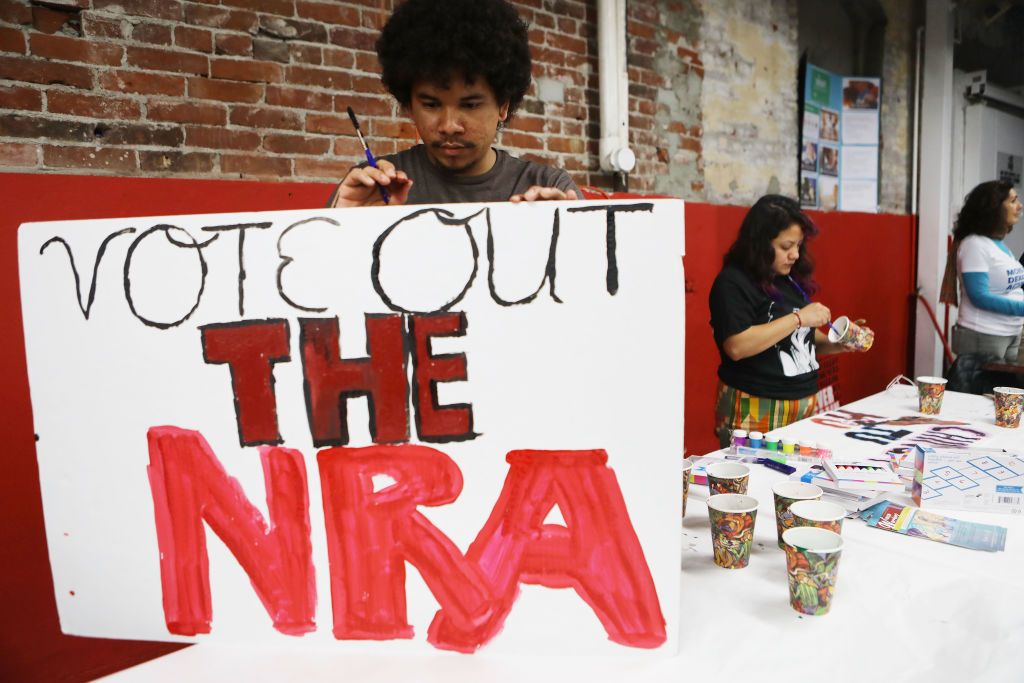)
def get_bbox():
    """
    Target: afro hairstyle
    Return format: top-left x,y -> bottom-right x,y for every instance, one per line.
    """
376,0 -> 533,120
